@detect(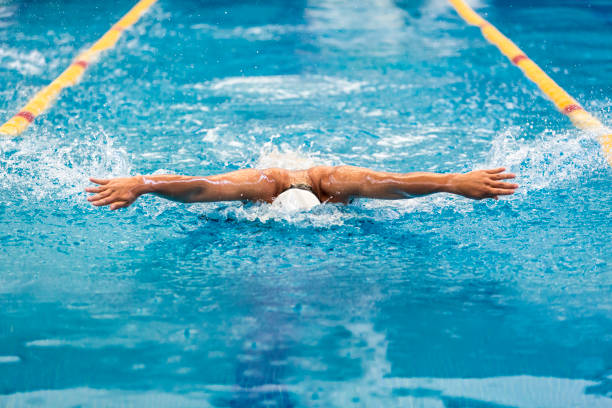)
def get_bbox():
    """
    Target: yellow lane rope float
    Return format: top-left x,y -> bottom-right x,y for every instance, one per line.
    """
0,0 -> 157,137
448,0 -> 612,165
